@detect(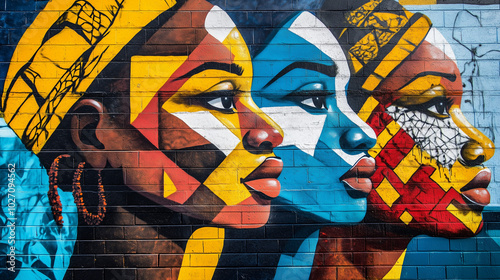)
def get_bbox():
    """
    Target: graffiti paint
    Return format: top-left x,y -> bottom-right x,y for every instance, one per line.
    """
0,0 -> 499,279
